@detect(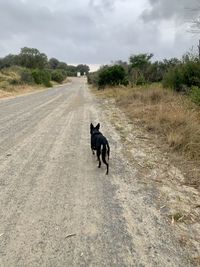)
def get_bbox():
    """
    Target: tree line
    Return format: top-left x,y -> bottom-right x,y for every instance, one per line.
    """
88,51 -> 200,105
0,47 -> 90,87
